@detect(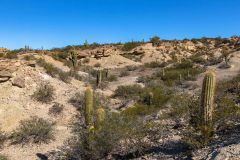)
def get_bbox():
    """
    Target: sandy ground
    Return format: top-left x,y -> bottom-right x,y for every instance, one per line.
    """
0,59 -> 85,160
